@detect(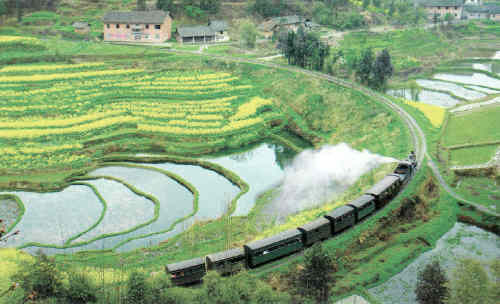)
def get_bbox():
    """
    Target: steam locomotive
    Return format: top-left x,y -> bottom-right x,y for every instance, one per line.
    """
166,153 -> 417,285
